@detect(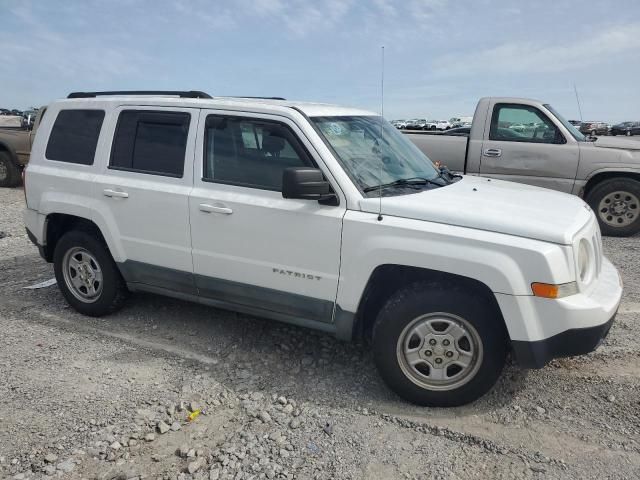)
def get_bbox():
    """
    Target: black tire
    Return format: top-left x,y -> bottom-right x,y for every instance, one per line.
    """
53,230 -> 129,316
0,152 -> 20,188
372,282 -> 507,407
586,178 -> 640,237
